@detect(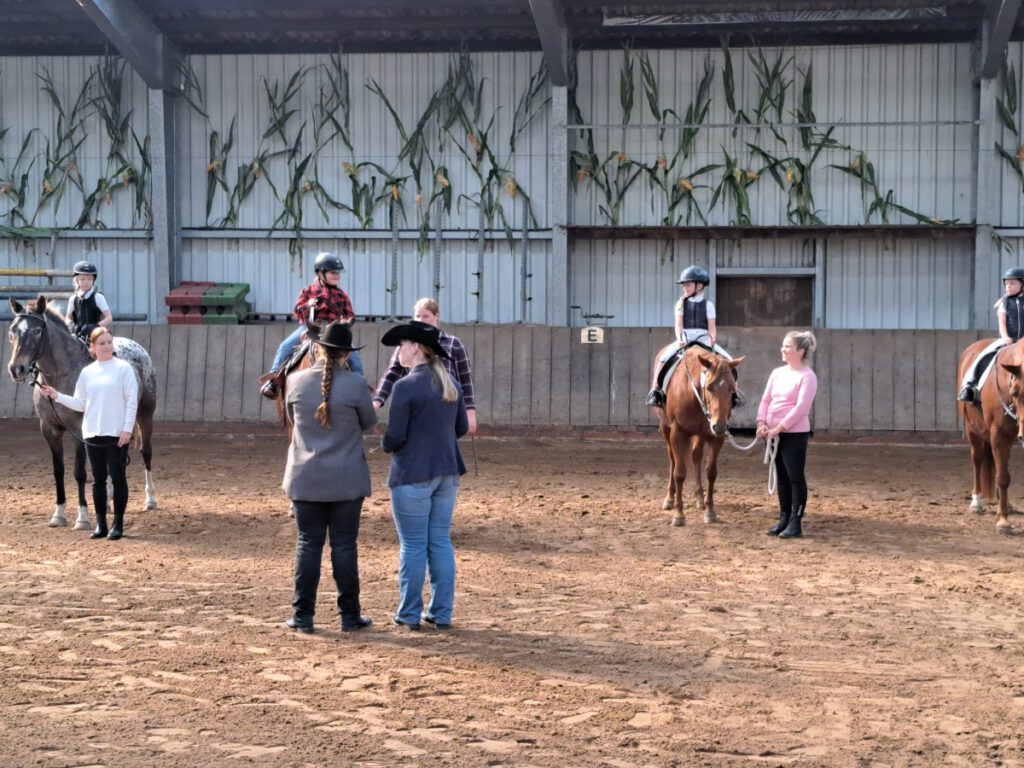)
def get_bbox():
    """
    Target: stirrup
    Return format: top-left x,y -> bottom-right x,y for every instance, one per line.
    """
260,379 -> 279,399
